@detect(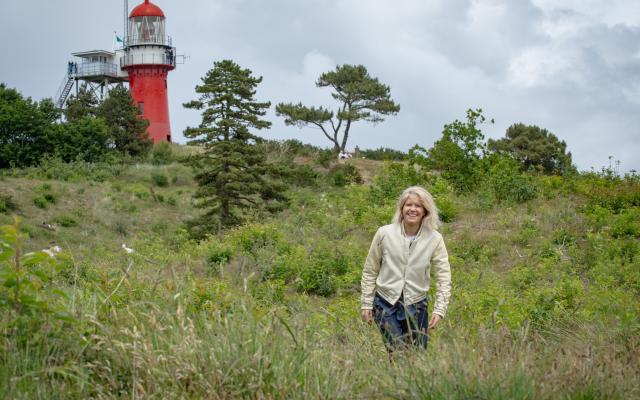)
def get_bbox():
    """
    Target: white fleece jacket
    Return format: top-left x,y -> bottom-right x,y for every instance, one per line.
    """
360,222 -> 452,317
